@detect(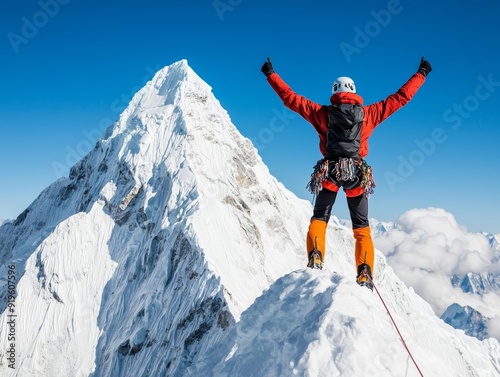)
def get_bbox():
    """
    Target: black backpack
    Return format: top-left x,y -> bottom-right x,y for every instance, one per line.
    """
325,104 -> 364,160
